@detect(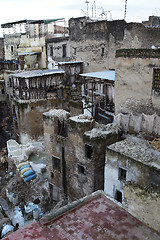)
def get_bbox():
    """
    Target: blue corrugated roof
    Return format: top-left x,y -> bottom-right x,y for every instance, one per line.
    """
80,71 -> 115,81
